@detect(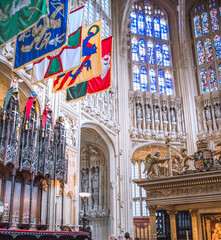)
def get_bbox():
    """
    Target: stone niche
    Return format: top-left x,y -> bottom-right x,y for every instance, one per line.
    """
80,127 -> 110,240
